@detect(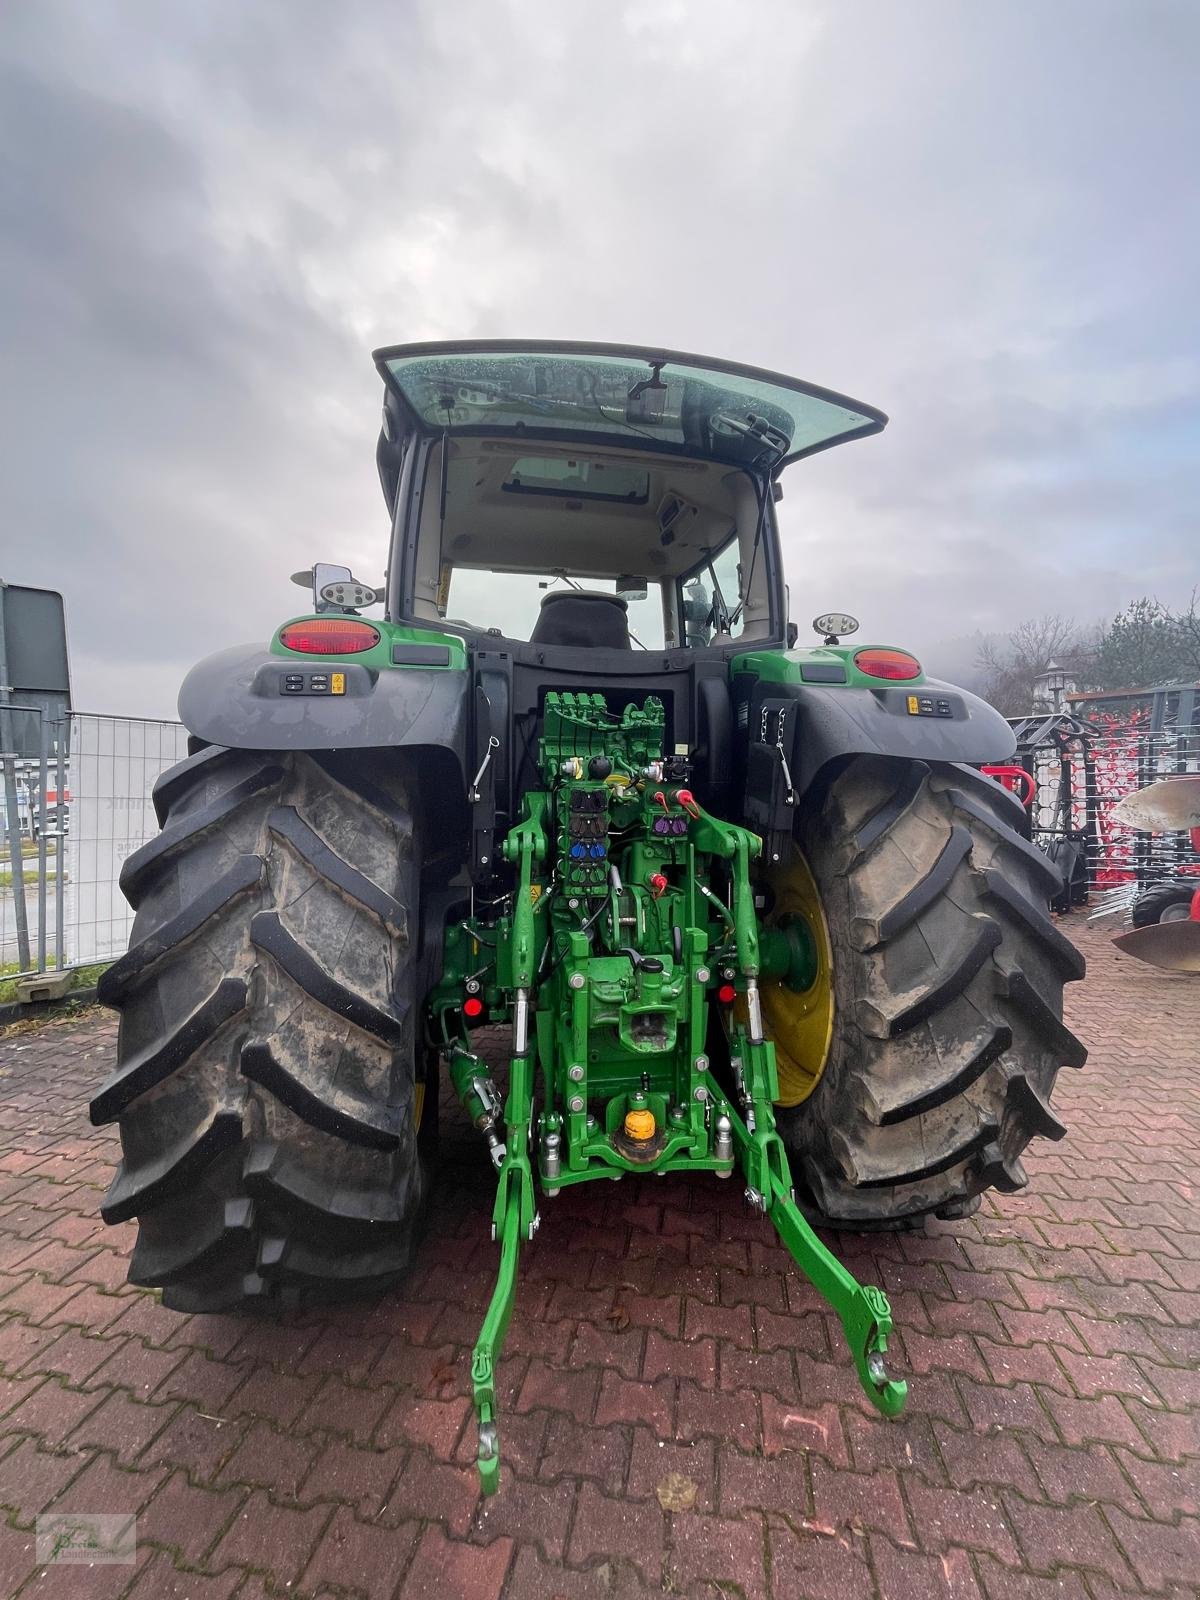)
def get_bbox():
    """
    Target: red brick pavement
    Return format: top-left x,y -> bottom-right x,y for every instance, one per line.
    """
0,915 -> 1197,1598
